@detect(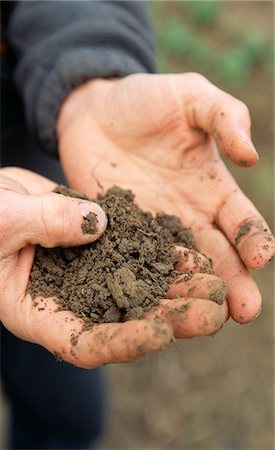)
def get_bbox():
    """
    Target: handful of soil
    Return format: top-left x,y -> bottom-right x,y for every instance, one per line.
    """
28,186 -> 197,326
